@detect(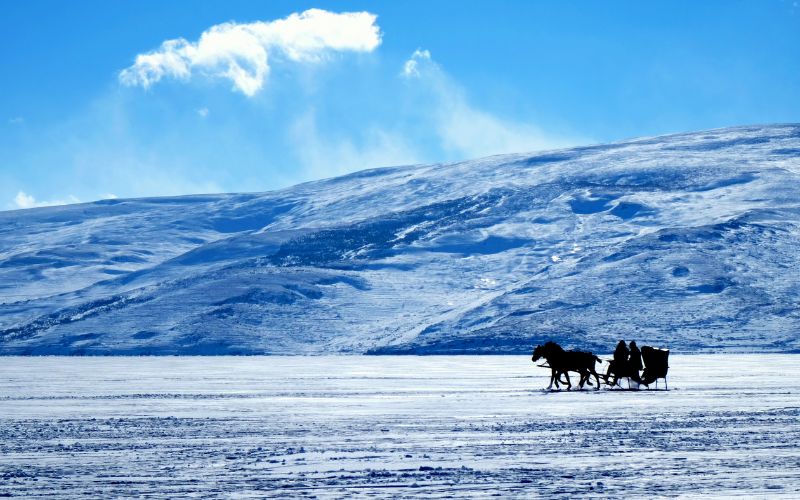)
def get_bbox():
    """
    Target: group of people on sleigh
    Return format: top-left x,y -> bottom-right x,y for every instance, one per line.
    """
605,340 -> 643,386
604,339 -> 670,389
